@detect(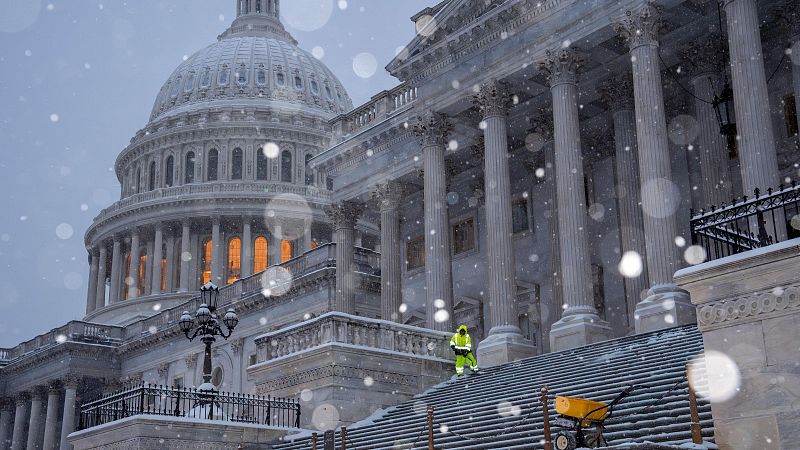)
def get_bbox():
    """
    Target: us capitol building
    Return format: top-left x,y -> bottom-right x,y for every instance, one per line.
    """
1,0 -> 799,448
